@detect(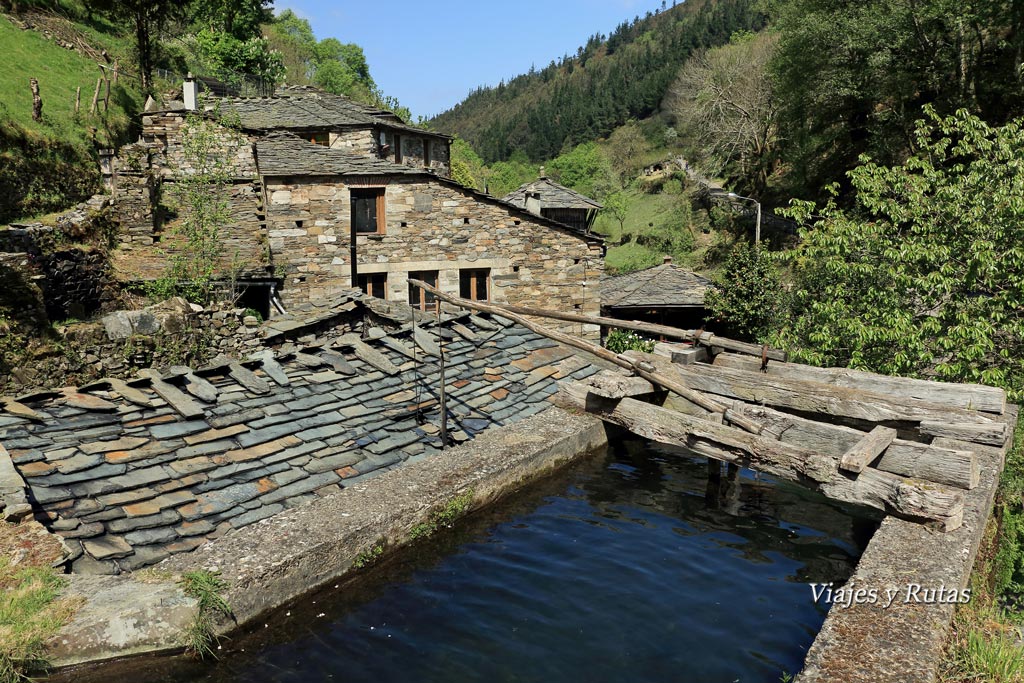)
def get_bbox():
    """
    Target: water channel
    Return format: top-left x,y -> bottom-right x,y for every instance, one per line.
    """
63,436 -> 879,683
